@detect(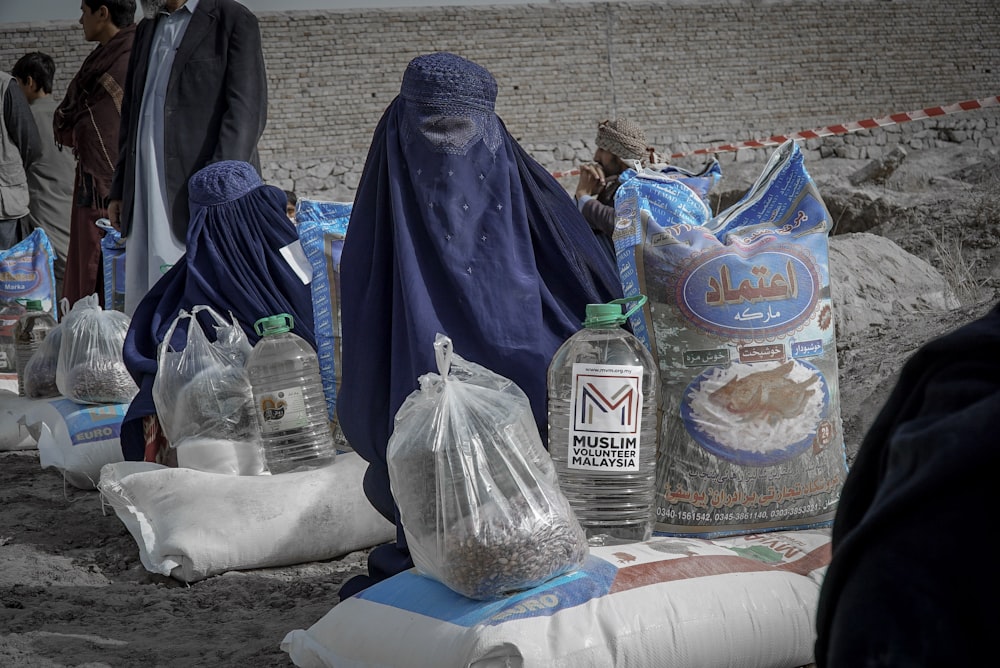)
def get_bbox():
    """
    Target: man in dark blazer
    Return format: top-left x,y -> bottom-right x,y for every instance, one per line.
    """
107,0 -> 267,314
